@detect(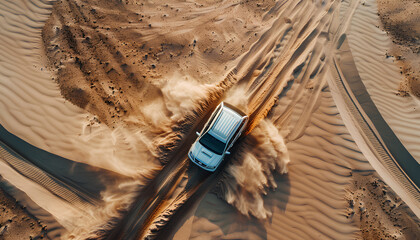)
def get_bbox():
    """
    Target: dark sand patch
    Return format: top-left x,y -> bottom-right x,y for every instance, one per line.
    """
377,0 -> 420,97
0,187 -> 47,240
42,0 -> 275,126
346,172 -> 420,240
